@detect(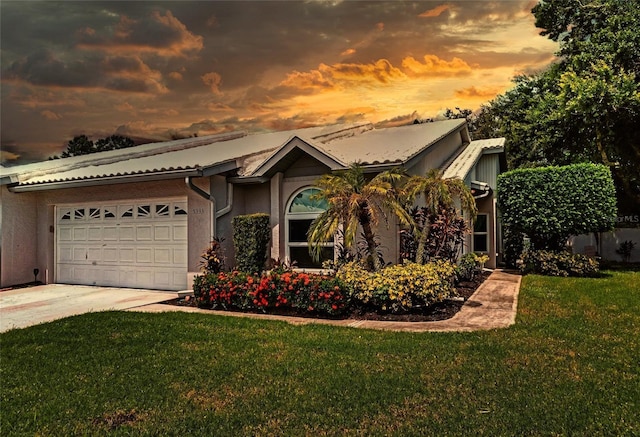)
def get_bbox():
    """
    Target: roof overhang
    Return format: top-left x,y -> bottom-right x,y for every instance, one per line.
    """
7,159 -> 240,193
